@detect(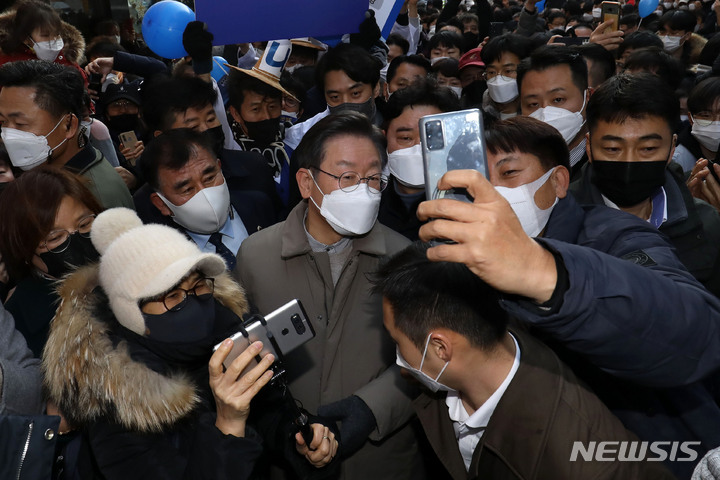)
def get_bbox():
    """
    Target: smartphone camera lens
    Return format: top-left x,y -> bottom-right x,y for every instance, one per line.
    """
291,314 -> 306,334
426,120 -> 444,150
